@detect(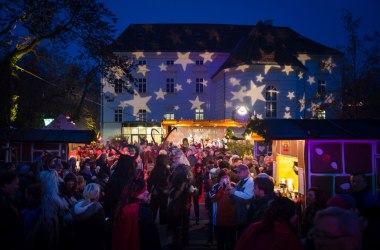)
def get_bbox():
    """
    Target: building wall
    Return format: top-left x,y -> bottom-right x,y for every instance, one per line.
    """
101,25 -> 343,139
